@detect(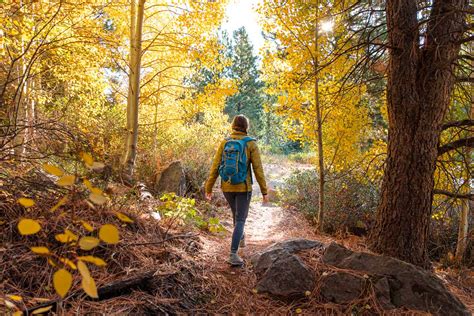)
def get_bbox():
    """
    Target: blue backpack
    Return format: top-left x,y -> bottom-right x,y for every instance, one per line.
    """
218,136 -> 254,184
